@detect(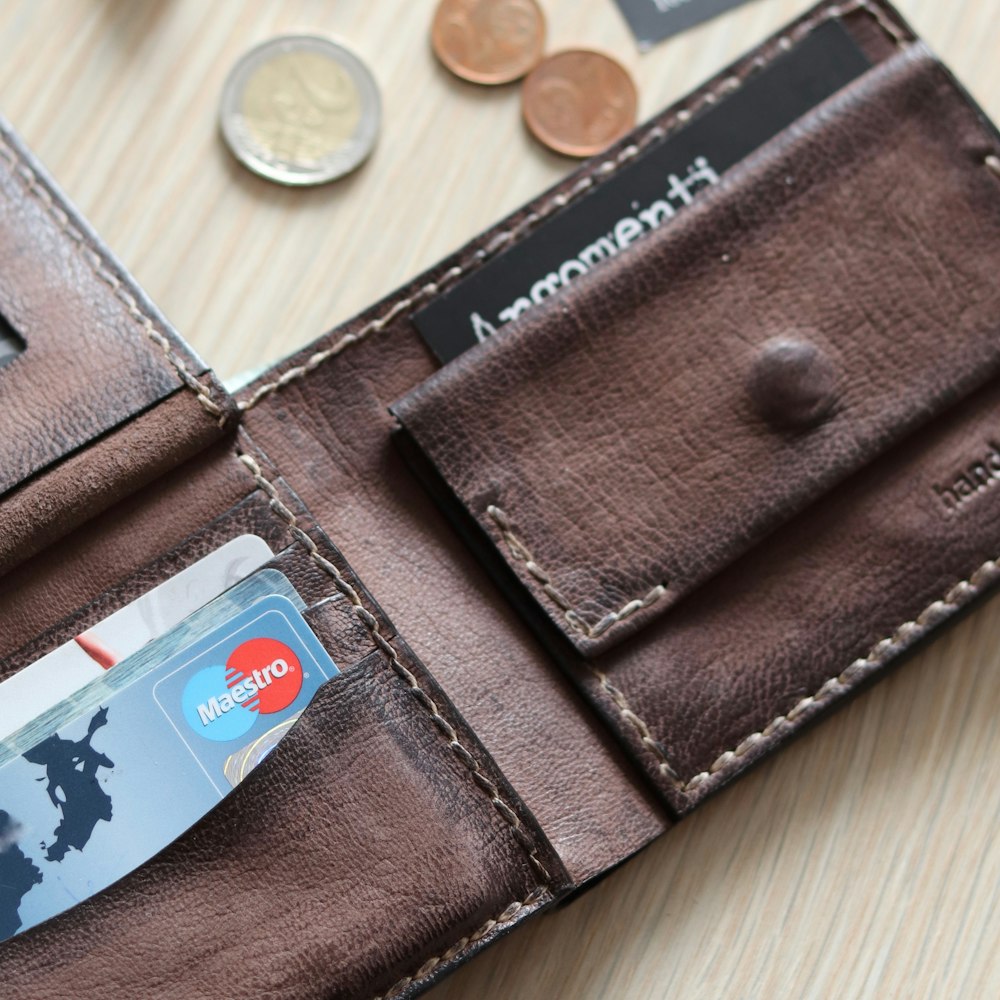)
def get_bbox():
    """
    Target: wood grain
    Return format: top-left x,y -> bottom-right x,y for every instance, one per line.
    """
0,1 -> 996,997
